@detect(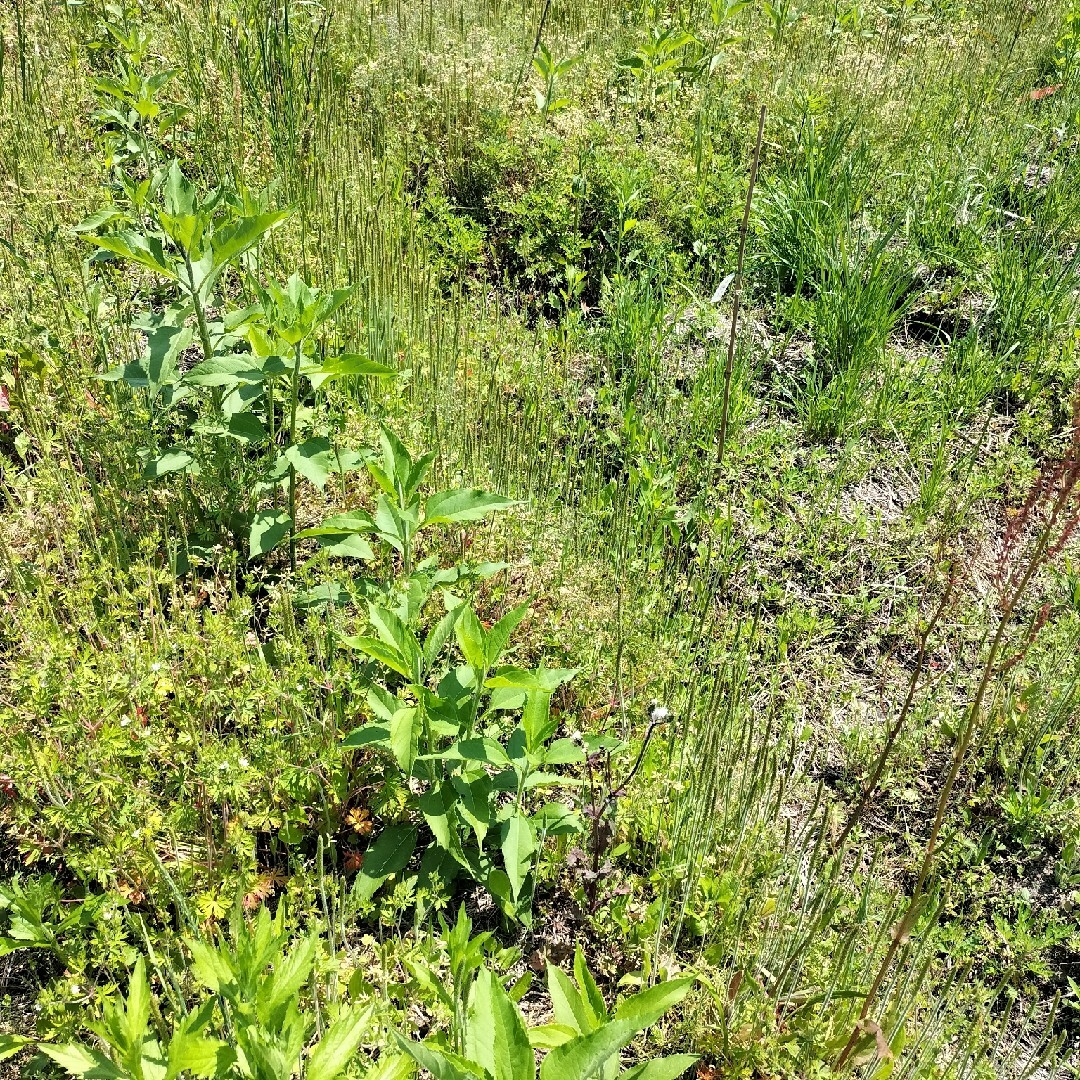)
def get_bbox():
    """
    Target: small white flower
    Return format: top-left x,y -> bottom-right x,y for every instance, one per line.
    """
150,662 -> 162,672
238,757 -> 249,768
120,716 -> 131,728
649,704 -> 671,723
219,762 -> 229,771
